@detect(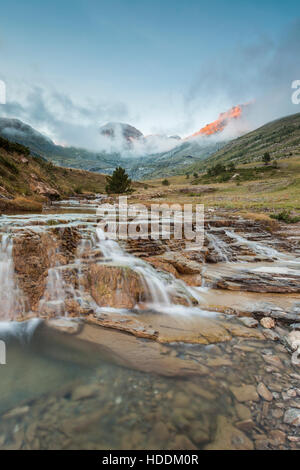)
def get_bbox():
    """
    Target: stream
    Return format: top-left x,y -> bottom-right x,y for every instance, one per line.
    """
0,198 -> 299,450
